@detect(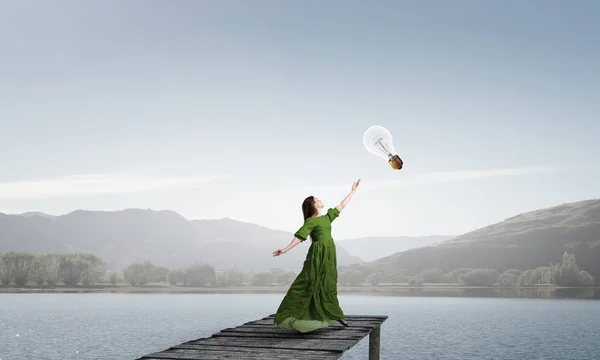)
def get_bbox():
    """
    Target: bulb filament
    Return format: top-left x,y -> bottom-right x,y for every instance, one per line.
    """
375,138 -> 393,158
